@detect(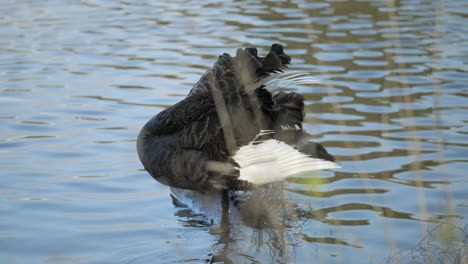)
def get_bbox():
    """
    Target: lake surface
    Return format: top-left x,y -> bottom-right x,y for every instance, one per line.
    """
1,0 -> 467,263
